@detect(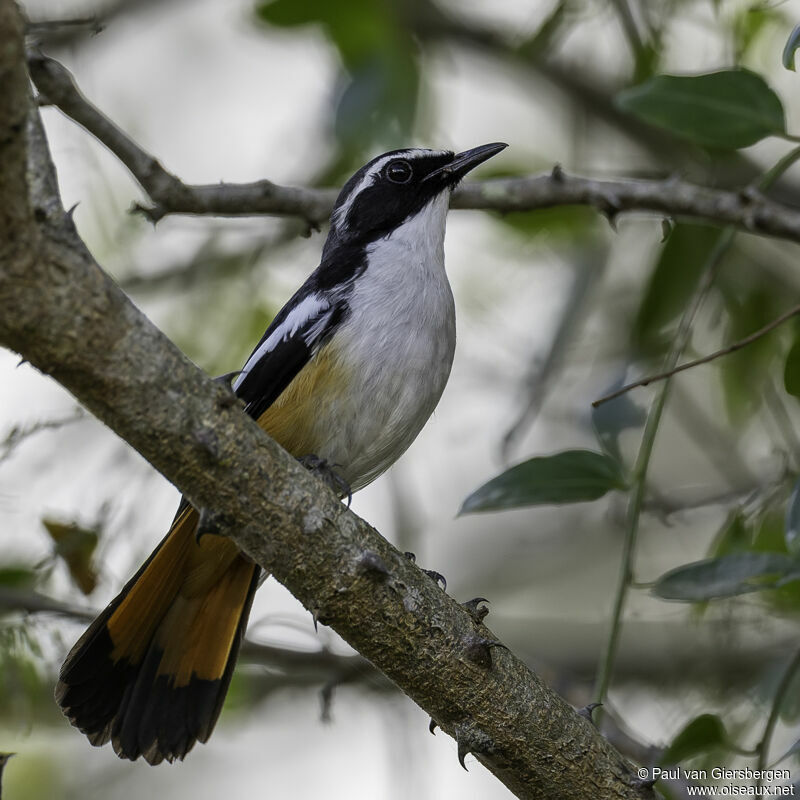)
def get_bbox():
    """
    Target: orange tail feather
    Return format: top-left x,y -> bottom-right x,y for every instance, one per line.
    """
56,507 -> 259,764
